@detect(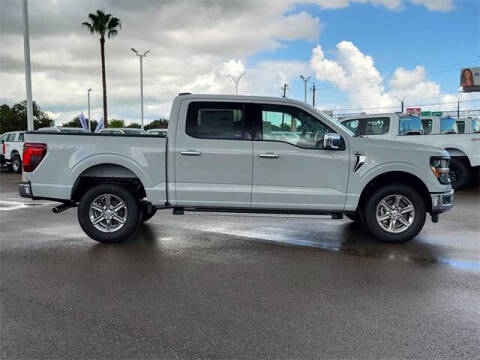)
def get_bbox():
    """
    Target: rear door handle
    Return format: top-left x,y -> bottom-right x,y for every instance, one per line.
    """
181,150 -> 201,156
258,153 -> 279,159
